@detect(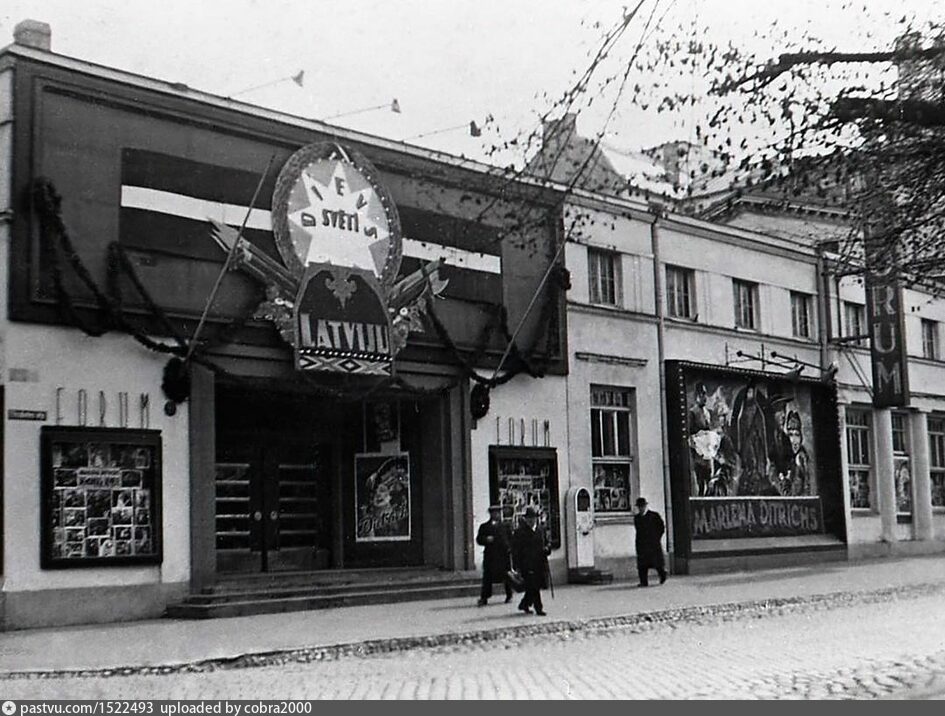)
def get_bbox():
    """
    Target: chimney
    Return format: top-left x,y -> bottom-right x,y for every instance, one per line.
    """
542,113 -> 578,145
13,19 -> 52,51
895,32 -> 944,102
